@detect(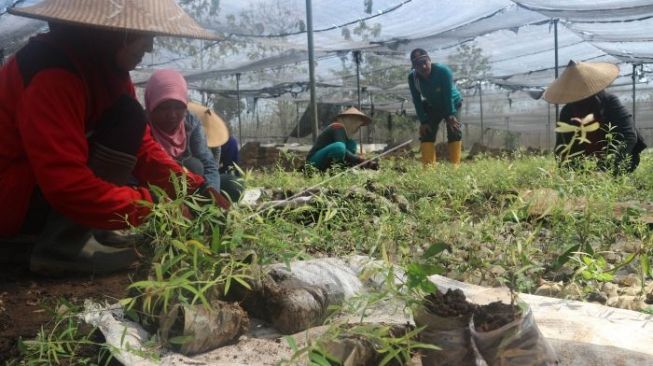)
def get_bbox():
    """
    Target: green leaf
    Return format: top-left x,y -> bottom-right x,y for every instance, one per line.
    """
379,348 -> 401,366
551,244 -> 580,270
422,242 -> 449,258
118,297 -> 133,307
284,336 -> 298,352
124,308 -> 140,323
420,264 -> 445,276
168,335 -> 193,345
642,254 -> 652,278
232,275 -> 253,290
308,351 -> 334,366
596,273 -> 614,282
